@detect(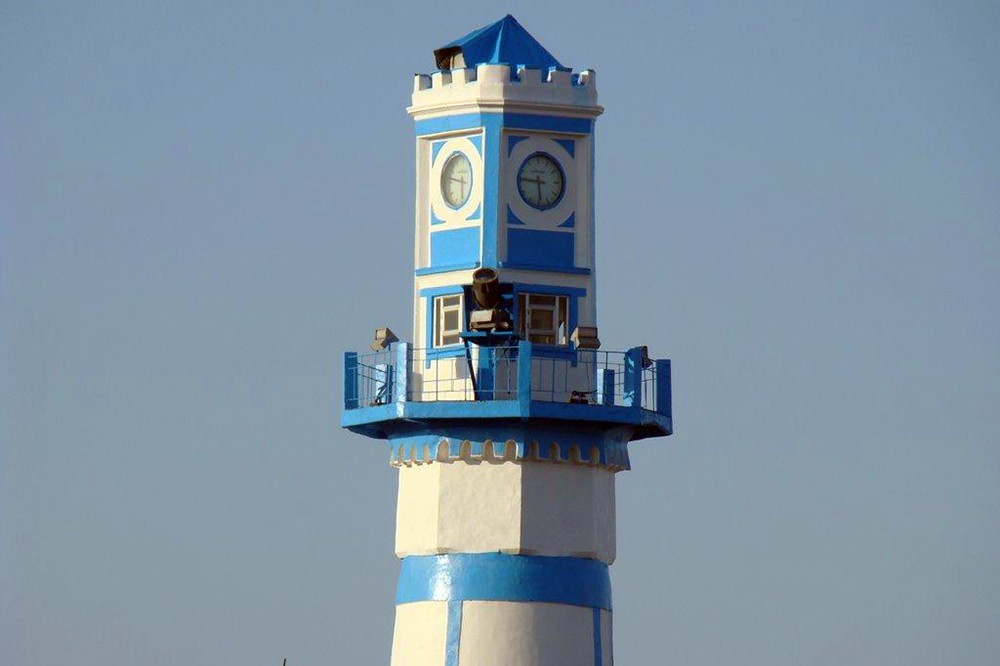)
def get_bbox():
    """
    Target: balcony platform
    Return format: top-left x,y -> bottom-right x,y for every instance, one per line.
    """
342,341 -> 672,442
